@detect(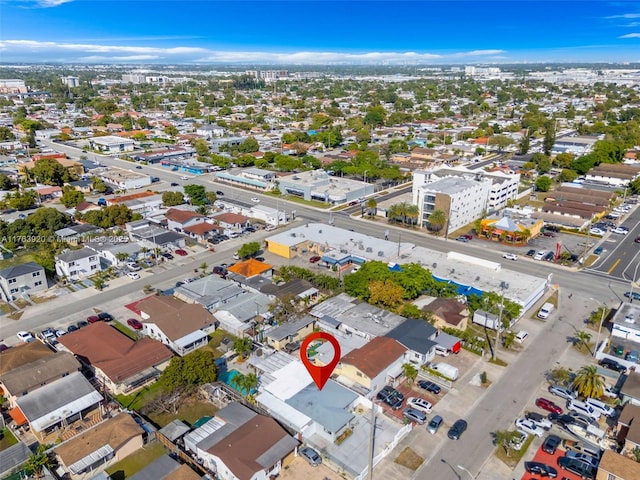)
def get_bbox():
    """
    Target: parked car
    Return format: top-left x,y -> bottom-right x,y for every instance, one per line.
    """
526,249 -> 536,257
515,418 -> 545,437
299,447 -> 322,467
599,357 -> 627,373
213,266 -> 227,276
55,329 -> 67,338
127,318 -> 143,330
589,228 -> 605,235
502,253 -> 518,261
127,272 -> 140,280
175,249 -> 188,256
524,461 -> 558,478
548,413 -> 587,428
427,414 -> 443,434
170,182 -> 179,187
548,385 -> 577,400
67,324 -> 79,333
627,349 -> 639,363
417,380 -> 441,394
455,236 -> 469,242
87,315 -> 100,323
384,392 -> 404,410
77,320 -> 89,328
557,456 -> 596,479
524,411 -> 553,430
542,434 -> 562,455
565,451 -> 599,468
216,190 -> 224,196
127,262 -> 141,271
584,398 -> 615,417
612,227 -> 629,235
567,399 -> 600,420
309,256 -> 321,263
624,291 -> 640,301
377,386 -> 397,402
594,246 -> 603,255
403,407 -> 427,425
536,397 -> 563,414
447,419 -> 467,440
17,331 -> 35,343
534,251 -> 546,260
161,252 -> 174,260
542,231 -> 556,237
544,251 -> 555,262
407,397 -> 432,414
